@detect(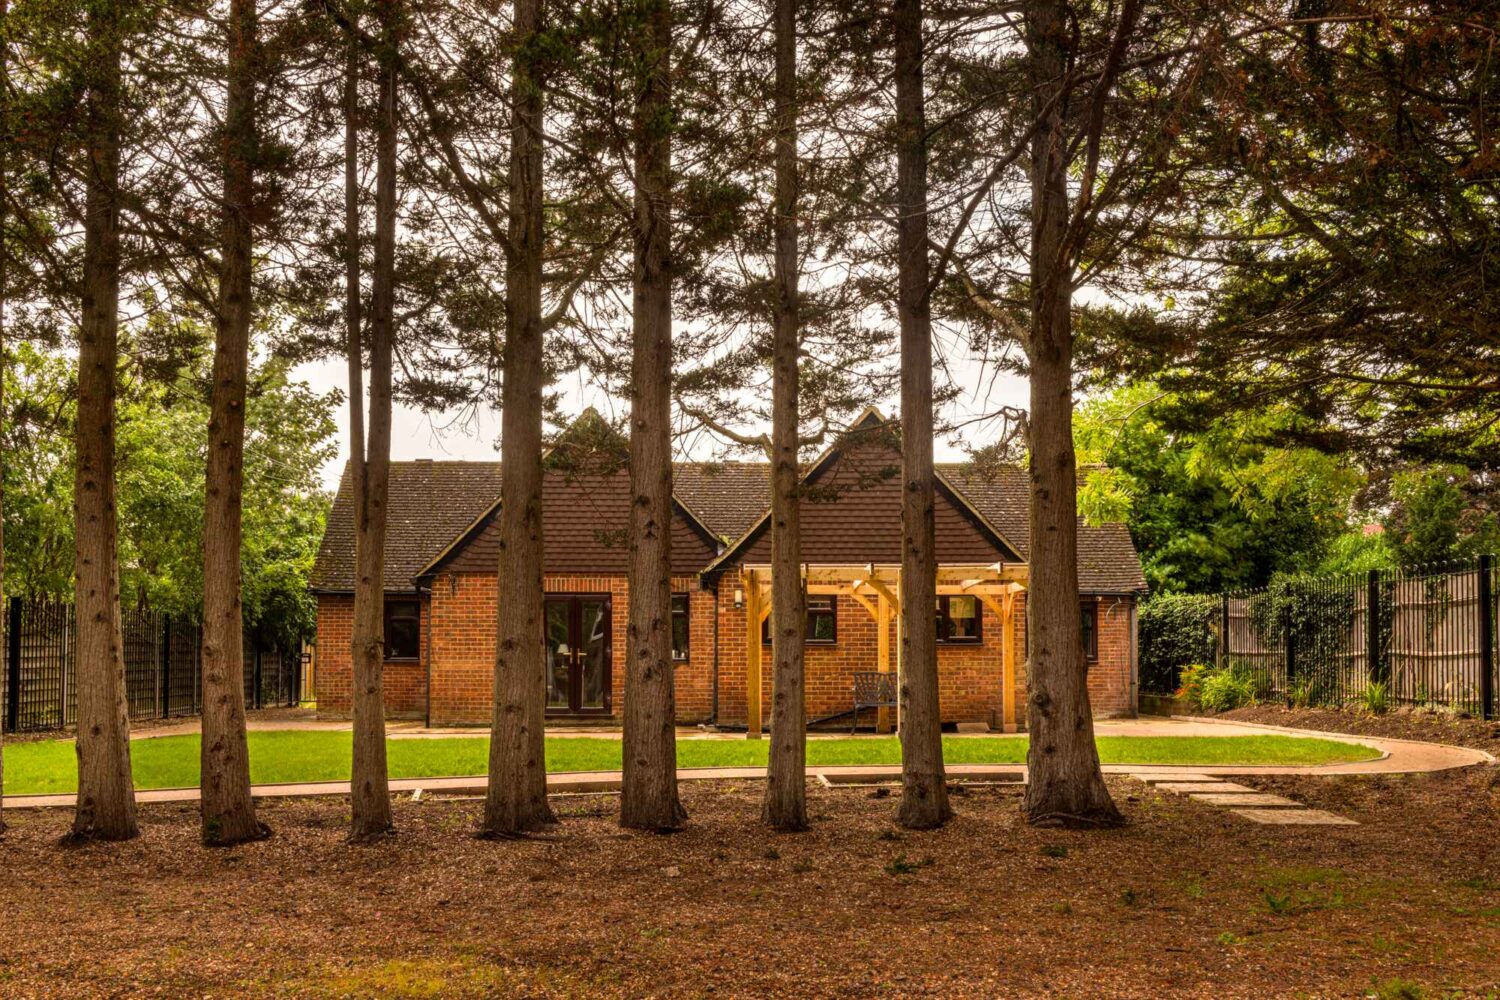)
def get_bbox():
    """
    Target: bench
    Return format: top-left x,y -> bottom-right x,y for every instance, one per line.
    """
851,671 -> 898,733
